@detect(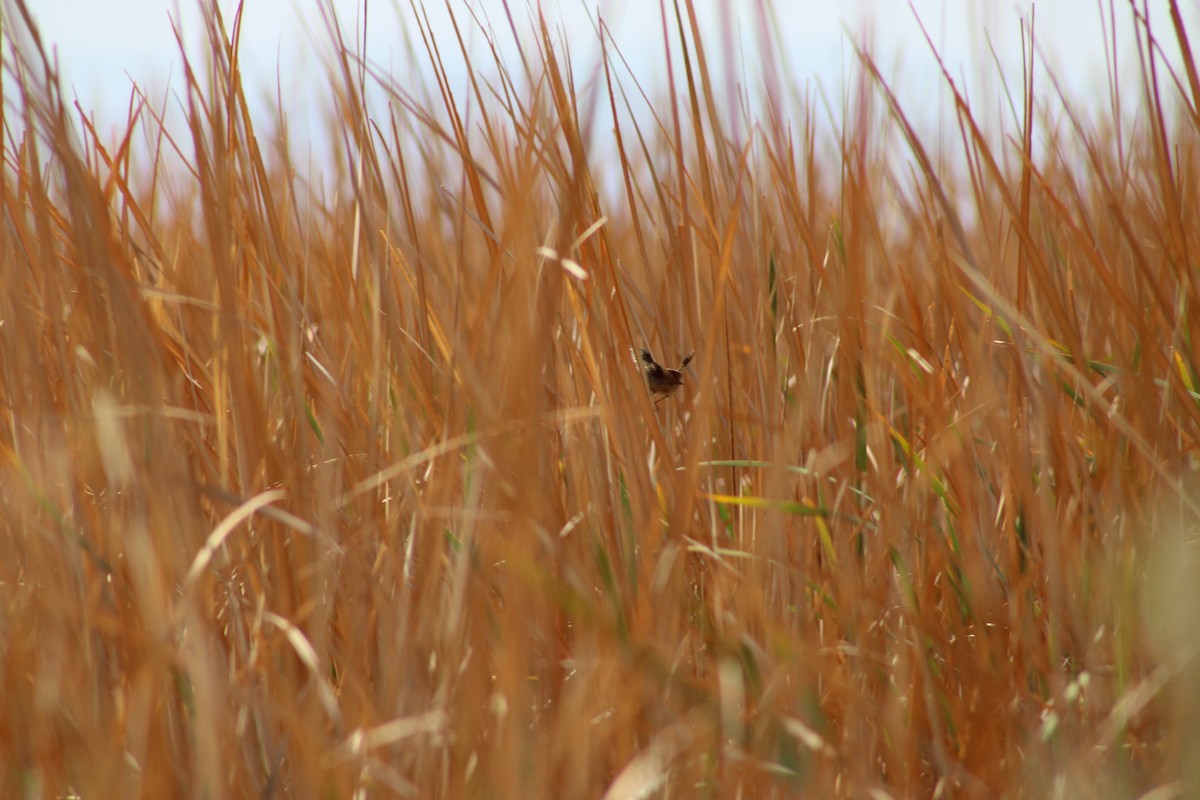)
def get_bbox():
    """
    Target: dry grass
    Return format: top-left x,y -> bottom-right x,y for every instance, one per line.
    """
3,0 -> 1200,797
